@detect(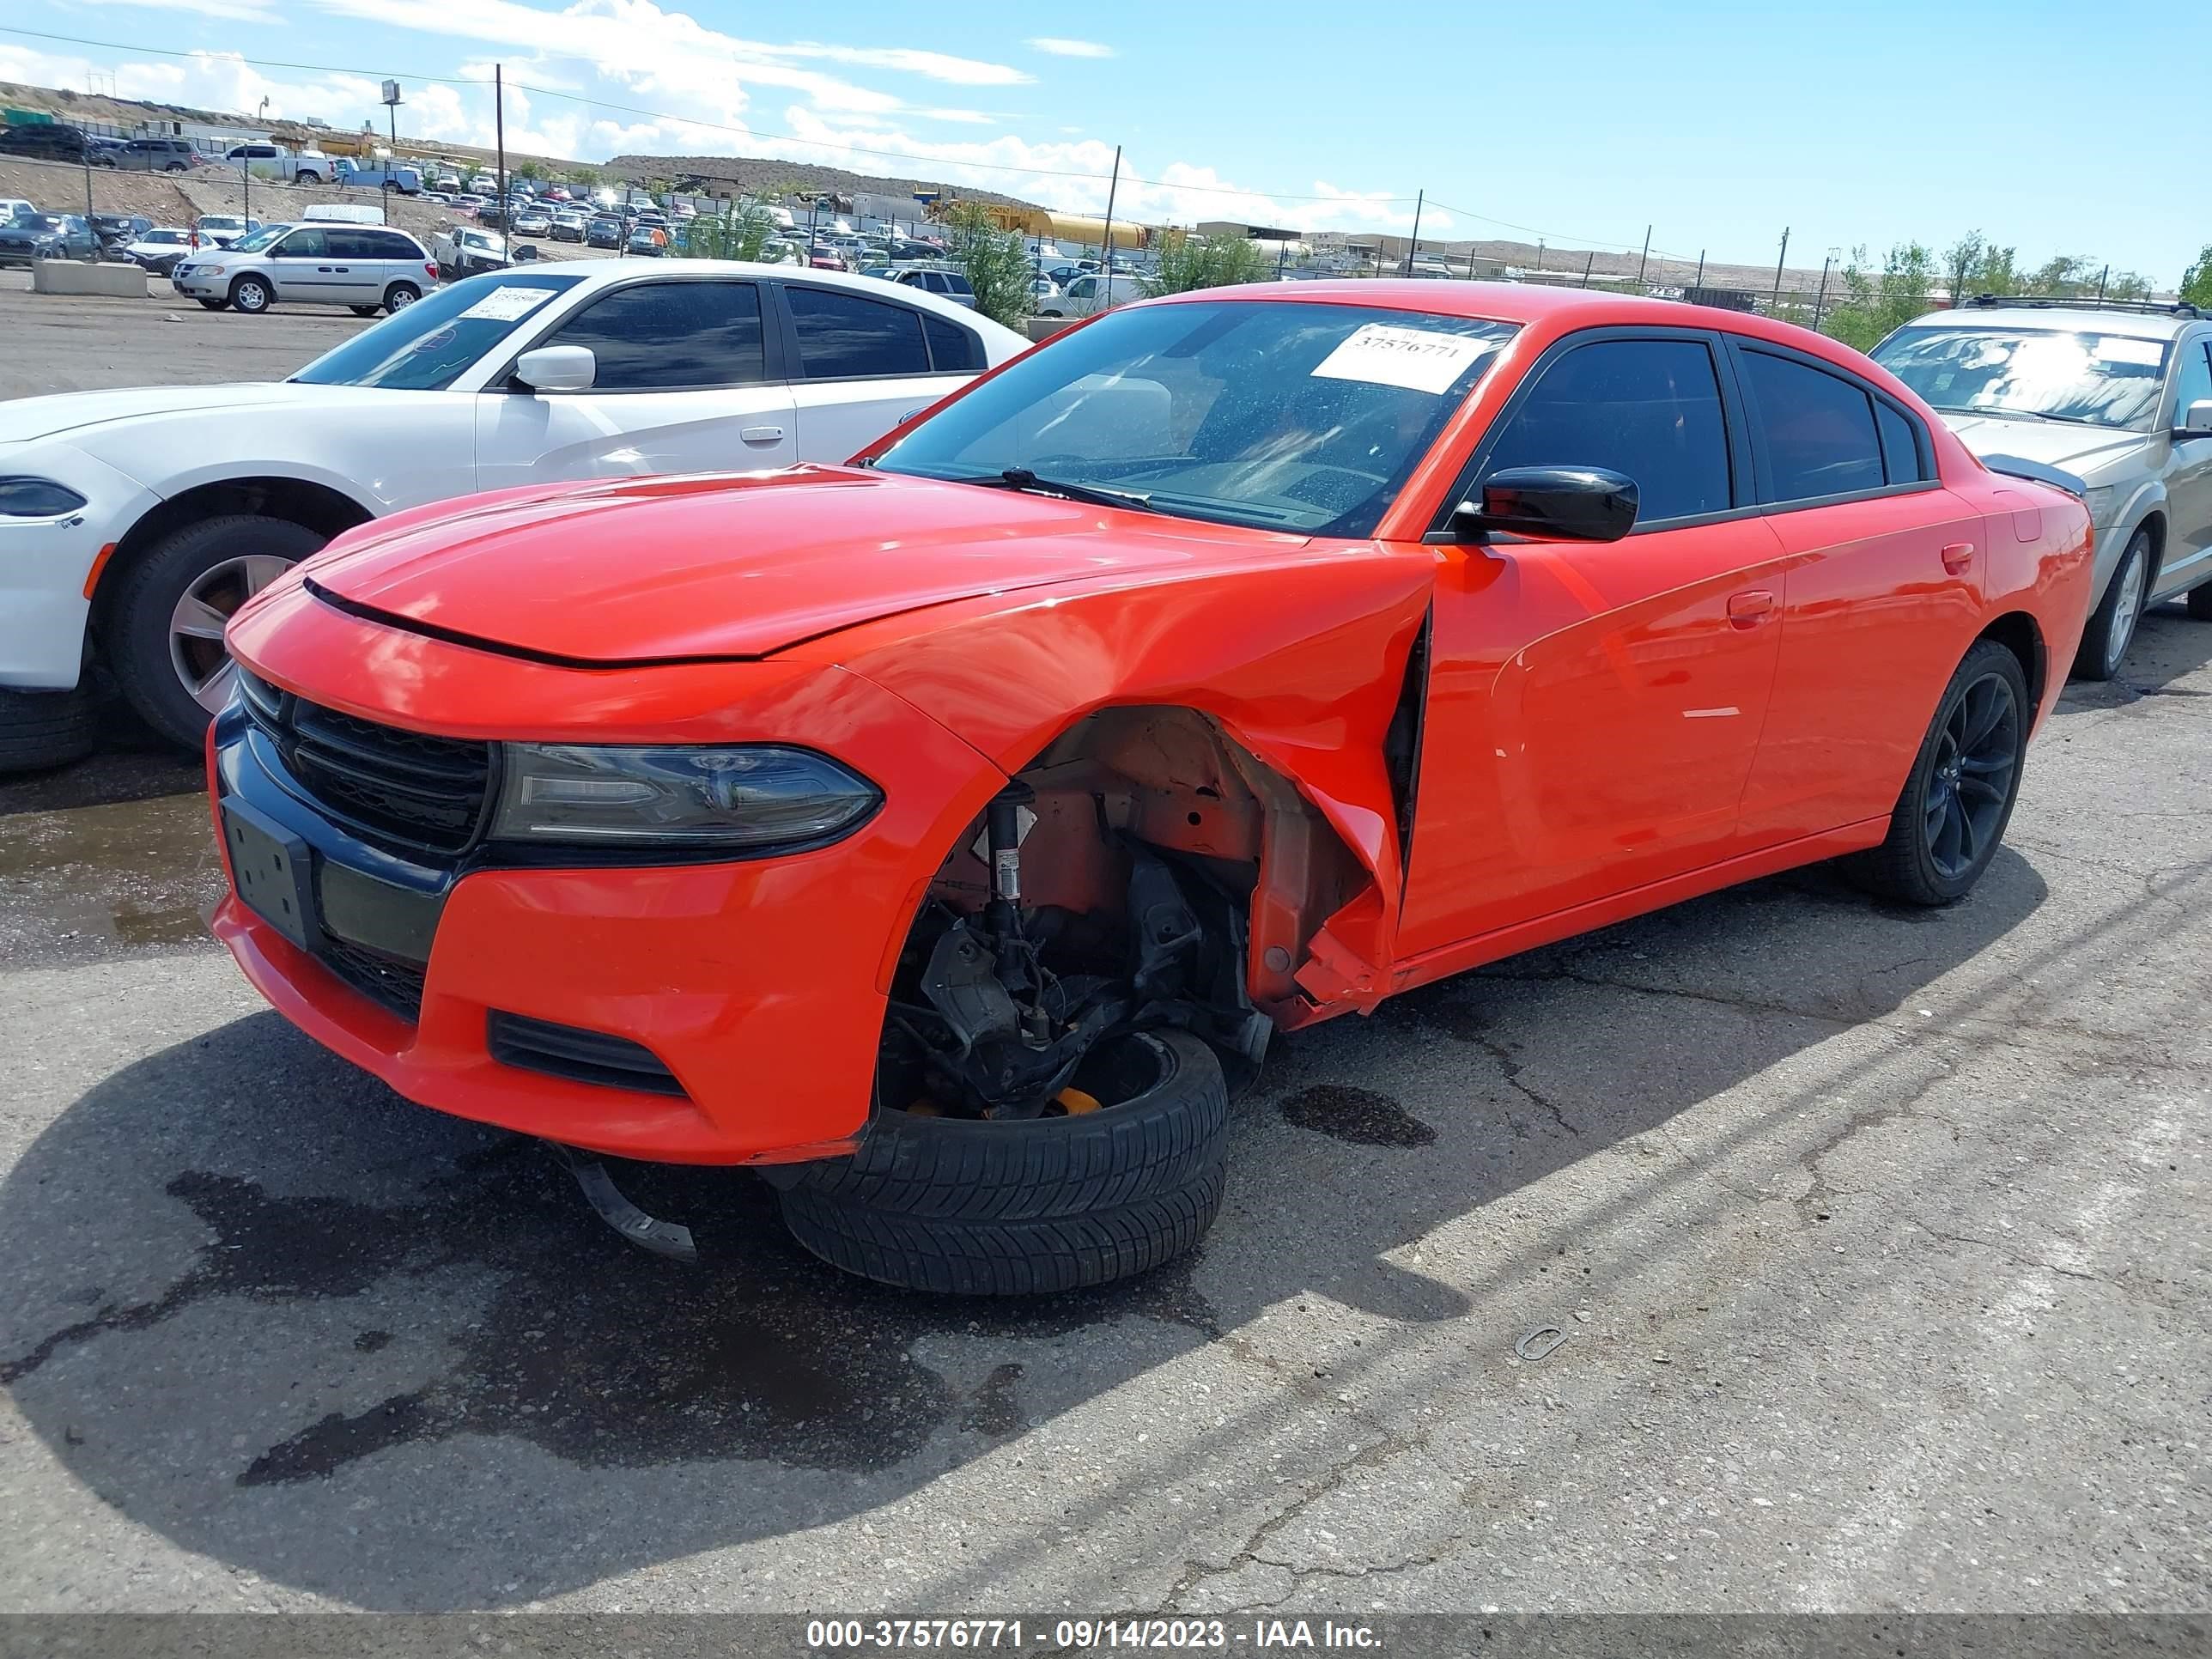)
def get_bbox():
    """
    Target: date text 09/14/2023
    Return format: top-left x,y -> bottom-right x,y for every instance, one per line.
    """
802,1618 -> 1382,1650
